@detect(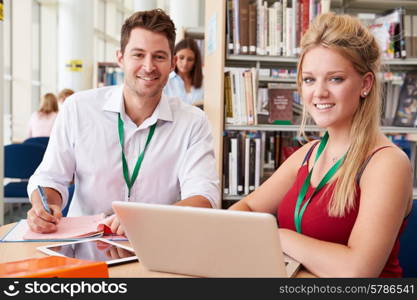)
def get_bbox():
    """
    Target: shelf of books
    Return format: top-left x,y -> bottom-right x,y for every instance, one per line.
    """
203,0 -> 417,207
96,62 -> 124,88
